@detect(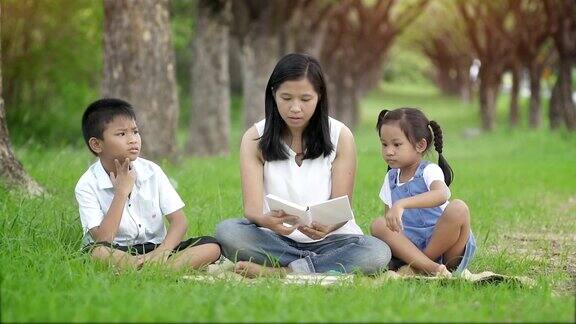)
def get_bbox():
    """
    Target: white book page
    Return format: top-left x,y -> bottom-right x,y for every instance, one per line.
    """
265,194 -> 311,225
308,195 -> 354,226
